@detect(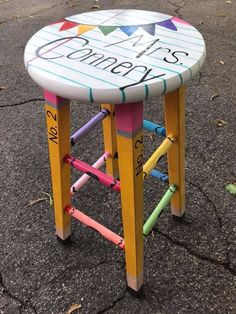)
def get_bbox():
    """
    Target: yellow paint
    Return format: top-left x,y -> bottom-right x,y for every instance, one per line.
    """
143,135 -> 175,177
164,86 -> 186,217
77,25 -> 96,35
116,130 -> 143,291
45,103 -> 71,239
101,104 -> 119,178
